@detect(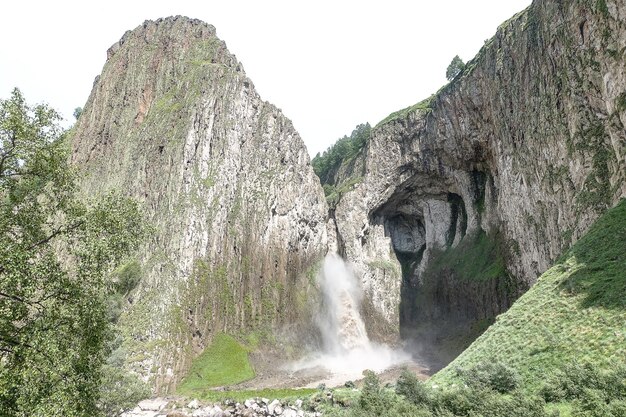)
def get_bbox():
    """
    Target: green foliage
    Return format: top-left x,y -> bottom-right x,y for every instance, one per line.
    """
177,333 -> 255,396
446,55 -> 465,81
396,368 -> 430,406
376,95 -> 434,128
456,361 -> 521,393
331,371 -> 429,417
367,259 -> 401,279
433,199 -> 626,392
596,0 -> 610,18
539,362 -> 626,405
359,370 -> 384,411
0,88 -> 146,416
311,123 -> 371,184
327,374 -> 546,417
112,260 -> 141,295
73,106 -> 83,120
425,231 -> 507,282
575,121 -> 614,211
98,365 -> 150,417
323,176 -> 362,207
